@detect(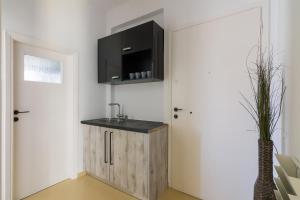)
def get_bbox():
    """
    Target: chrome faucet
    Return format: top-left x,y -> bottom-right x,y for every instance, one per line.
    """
108,103 -> 128,121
